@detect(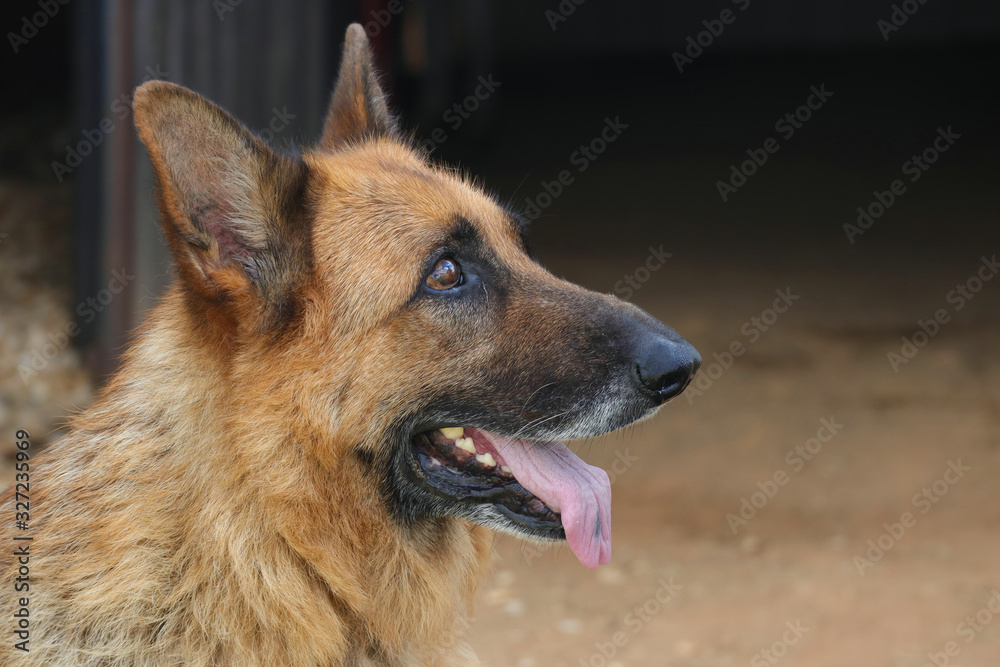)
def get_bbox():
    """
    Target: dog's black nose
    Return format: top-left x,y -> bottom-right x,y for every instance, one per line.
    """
634,335 -> 701,404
